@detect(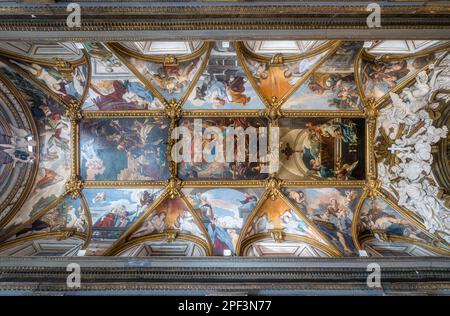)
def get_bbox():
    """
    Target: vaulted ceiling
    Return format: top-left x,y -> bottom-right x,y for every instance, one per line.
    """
0,40 -> 449,258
